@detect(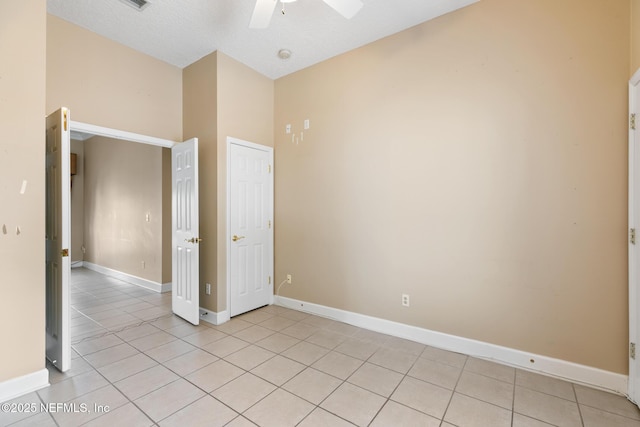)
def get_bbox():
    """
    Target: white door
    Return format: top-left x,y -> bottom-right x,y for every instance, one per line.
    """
228,138 -> 274,317
45,108 -> 71,372
172,138 -> 200,325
